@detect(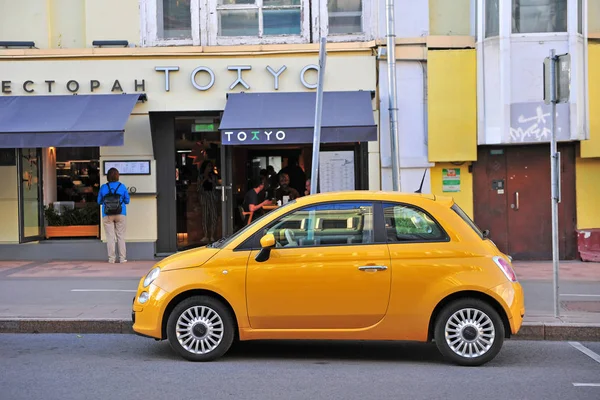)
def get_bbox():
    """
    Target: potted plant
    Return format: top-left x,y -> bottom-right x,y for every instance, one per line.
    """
44,203 -> 100,238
